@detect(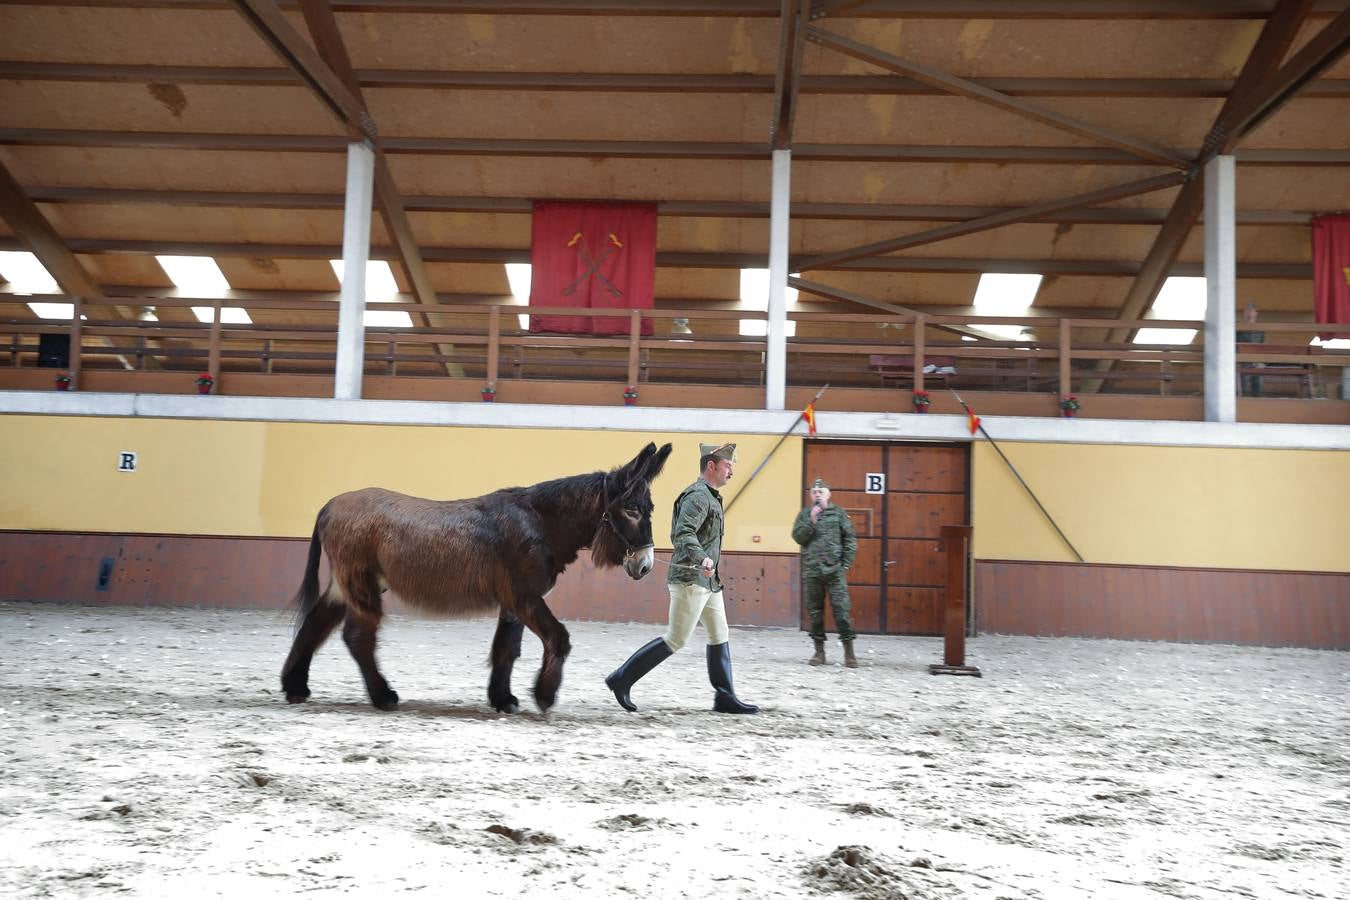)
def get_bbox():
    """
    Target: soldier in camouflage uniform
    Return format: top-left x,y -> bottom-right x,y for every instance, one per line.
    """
792,477 -> 859,667
604,441 -> 758,714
